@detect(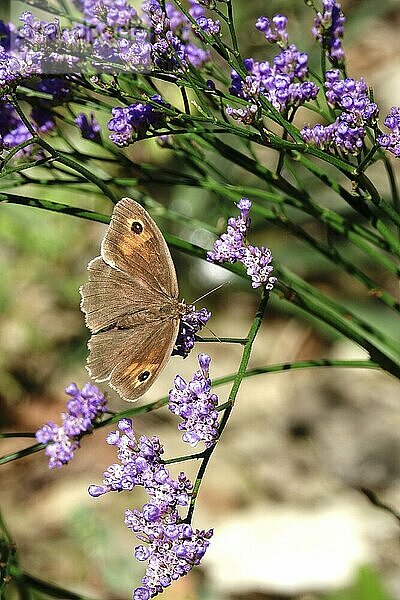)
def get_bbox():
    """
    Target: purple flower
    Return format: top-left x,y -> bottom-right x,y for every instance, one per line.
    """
256,14 -> 288,47
312,0 -> 346,63
325,69 -> 378,121
173,306 -> 211,358
301,70 -> 378,154
108,95 -> 168,146
142,0 -> 212,71
207,198 -> 277,290
75,112 -> 101,142
78,0 -> 138,31
169,354 -> 219,448
241,245 -> 277,290
196,16 -> 221,36
226,104 -> 258,124
35,383 -> 107,468
377,107 -> 400,158
229,32 -> 318,115
207,197 -> 251,264
117,29 -> 152,71
0,45 -> 40,95
89,419 -> 213,598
